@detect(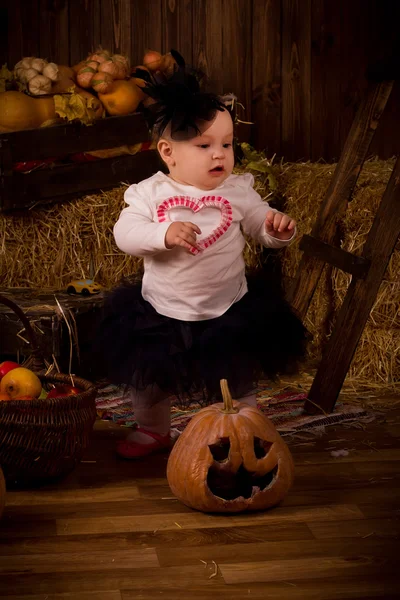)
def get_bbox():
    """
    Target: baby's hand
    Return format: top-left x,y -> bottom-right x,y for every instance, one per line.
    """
165,221 -> 201,253
265,210 -> 296,240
